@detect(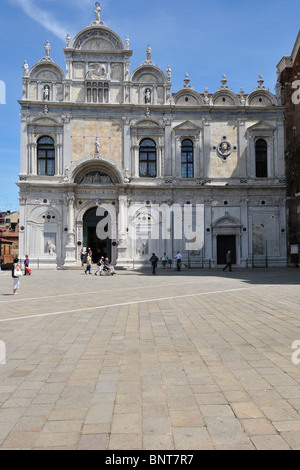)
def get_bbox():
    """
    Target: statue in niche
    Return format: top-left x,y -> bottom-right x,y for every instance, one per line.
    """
136,242 -> 147,256
43,85 -> 50,101
124,168 -> 130,183
145,88 -> 151,104
63,166 -> 69,182
95,137 -> 100,154
47,241 -> 56,256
